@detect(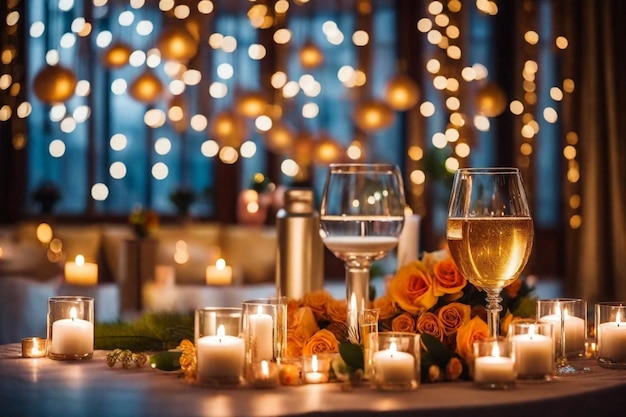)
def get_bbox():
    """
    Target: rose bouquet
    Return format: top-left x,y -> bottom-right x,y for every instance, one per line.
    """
286,249 -> 536,383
